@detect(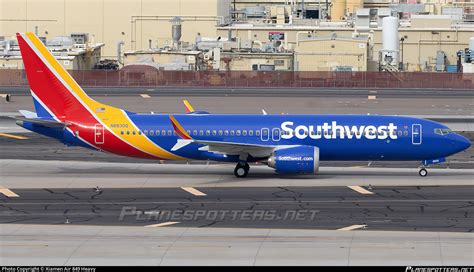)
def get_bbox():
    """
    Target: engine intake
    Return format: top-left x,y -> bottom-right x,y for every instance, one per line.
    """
267,146 -> 320,174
